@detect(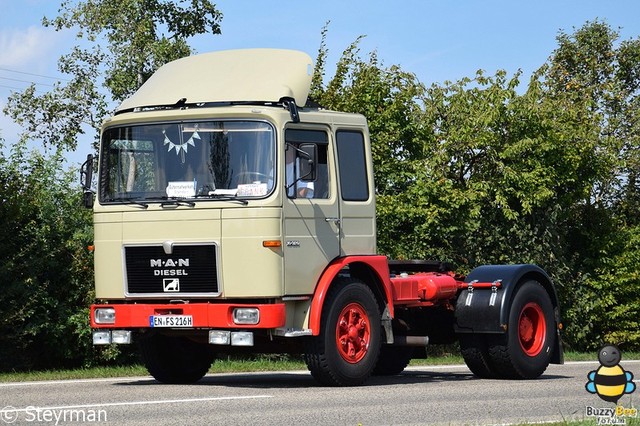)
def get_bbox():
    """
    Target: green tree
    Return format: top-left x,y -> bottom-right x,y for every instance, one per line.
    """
568,225 -> 640,351
44,0 -> 222,101
313,22 -> 640,351
309,35 -> 431,259
0,140 -> 96,370
5,0 -> 223,151
0,0 -> 223,371
540,21 -> 640,350
312,37 -> 594,270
